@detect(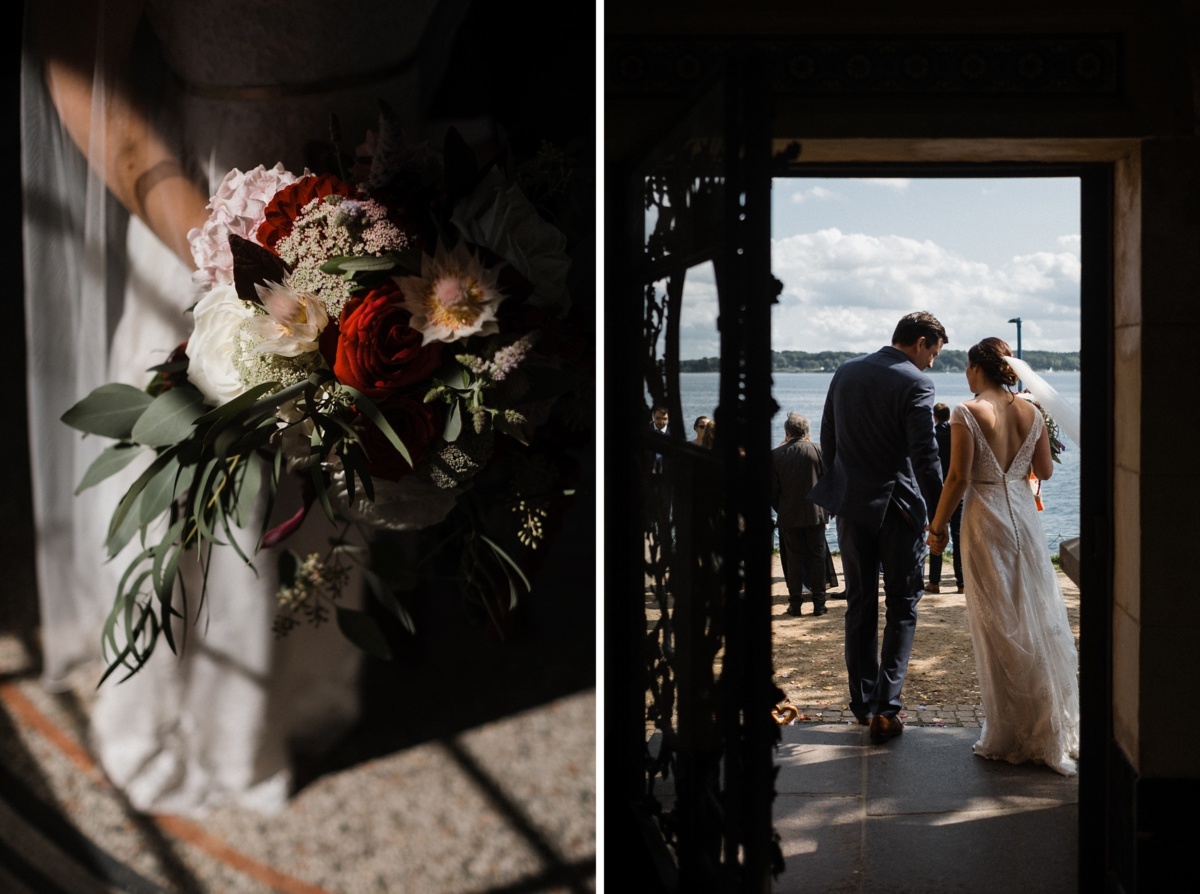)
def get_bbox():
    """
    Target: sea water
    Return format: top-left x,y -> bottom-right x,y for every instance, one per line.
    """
677,370 -> 1081,554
